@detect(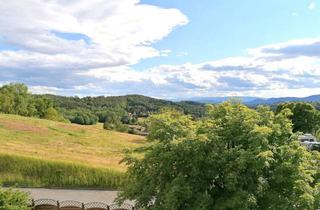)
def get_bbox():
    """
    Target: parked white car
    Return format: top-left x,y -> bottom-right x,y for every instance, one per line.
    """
298,134 -> 320,152
298,134 -> 316,142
